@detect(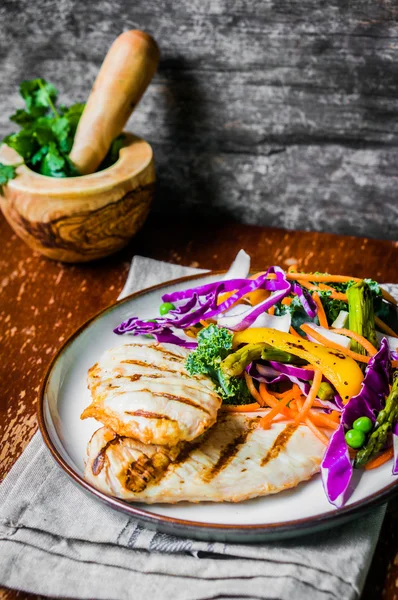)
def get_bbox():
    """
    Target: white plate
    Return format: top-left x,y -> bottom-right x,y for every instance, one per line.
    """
39,271 -> 398,542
